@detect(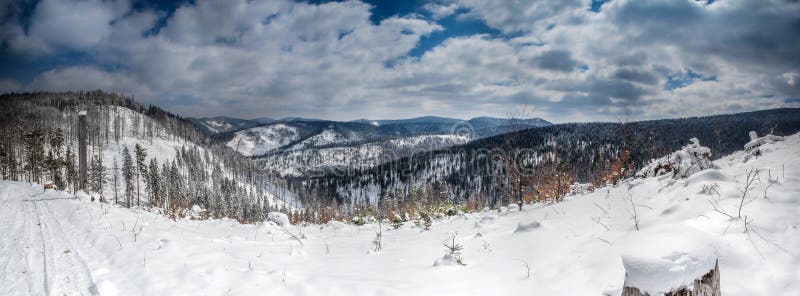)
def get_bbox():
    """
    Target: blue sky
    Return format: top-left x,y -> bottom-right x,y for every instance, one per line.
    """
1,0 -> 799,122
